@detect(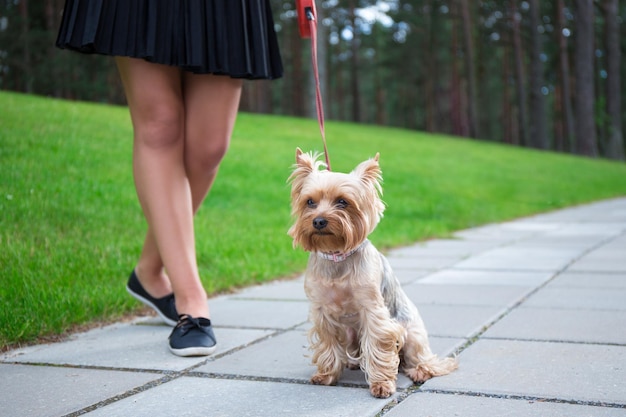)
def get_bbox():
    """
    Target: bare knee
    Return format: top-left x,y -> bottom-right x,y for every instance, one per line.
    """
133,105 -> 184,150
185,134 -> 230,174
